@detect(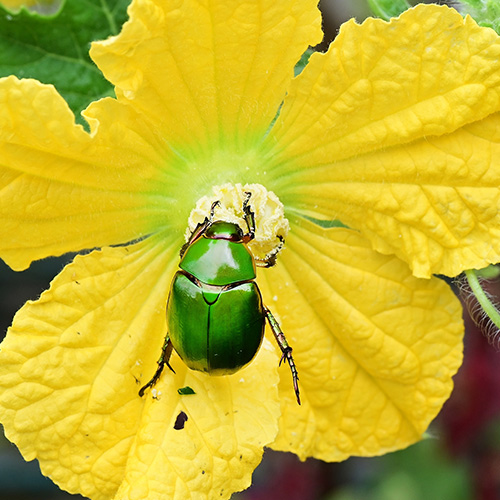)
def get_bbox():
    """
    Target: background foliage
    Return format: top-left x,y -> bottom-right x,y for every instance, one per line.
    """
0,0 -> 130,126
